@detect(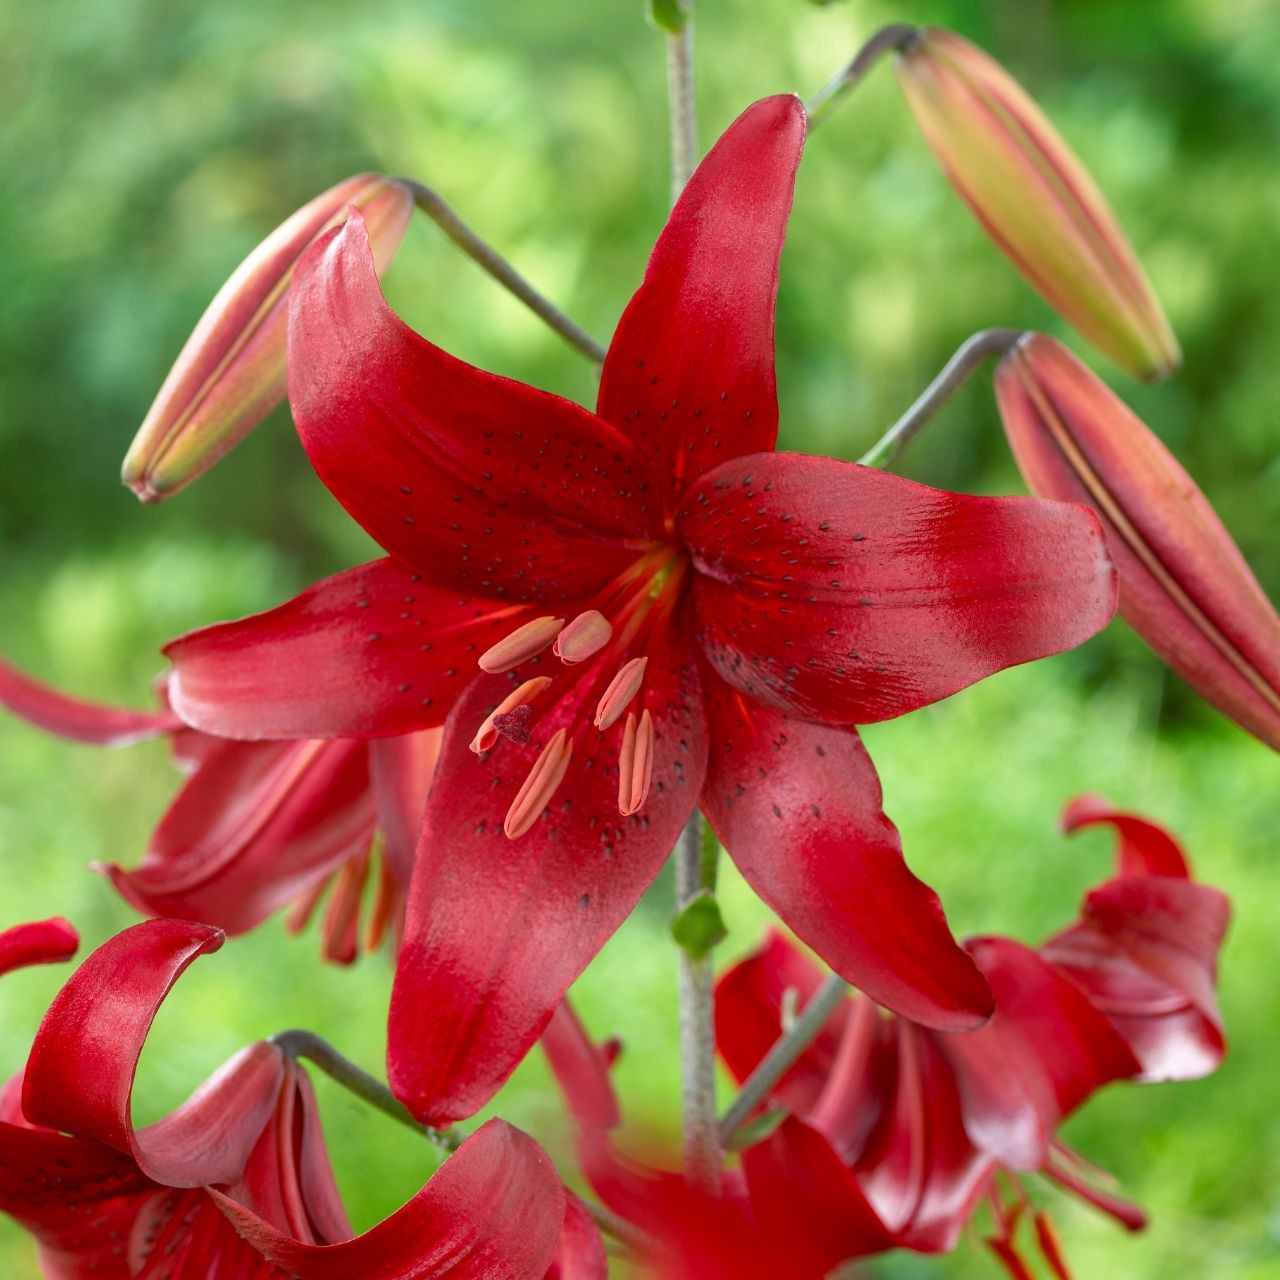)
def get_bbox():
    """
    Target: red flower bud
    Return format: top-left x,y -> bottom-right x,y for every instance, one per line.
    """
122,173 -> 413,501
996,334 -> 1280,749
896,29 -> 1179,381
